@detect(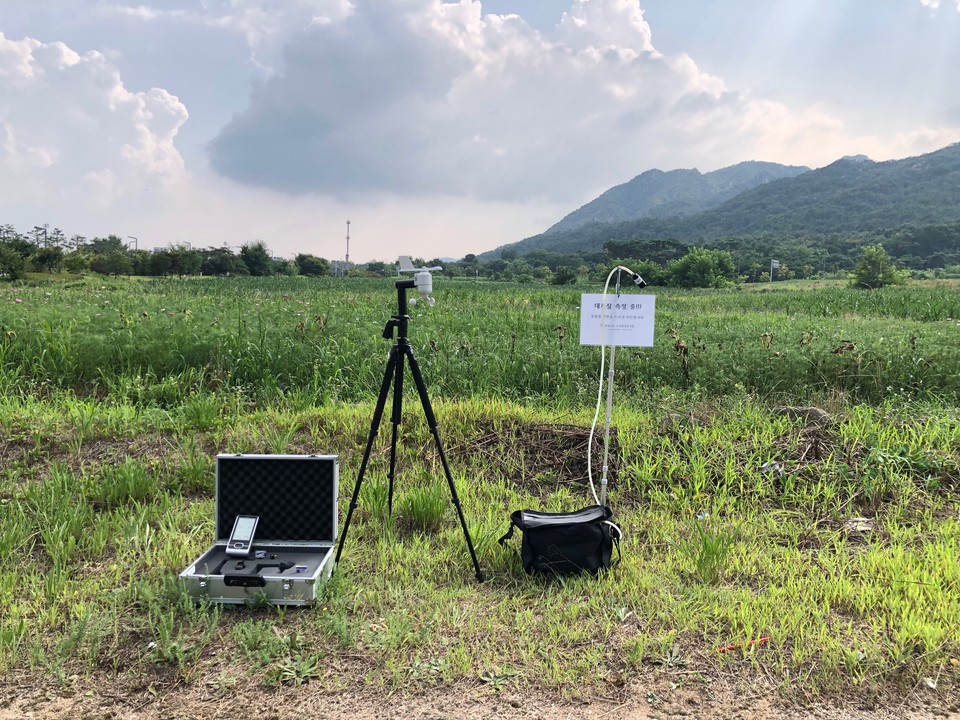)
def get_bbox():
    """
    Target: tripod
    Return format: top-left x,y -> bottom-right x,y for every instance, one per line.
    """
335,278 -> 484,582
